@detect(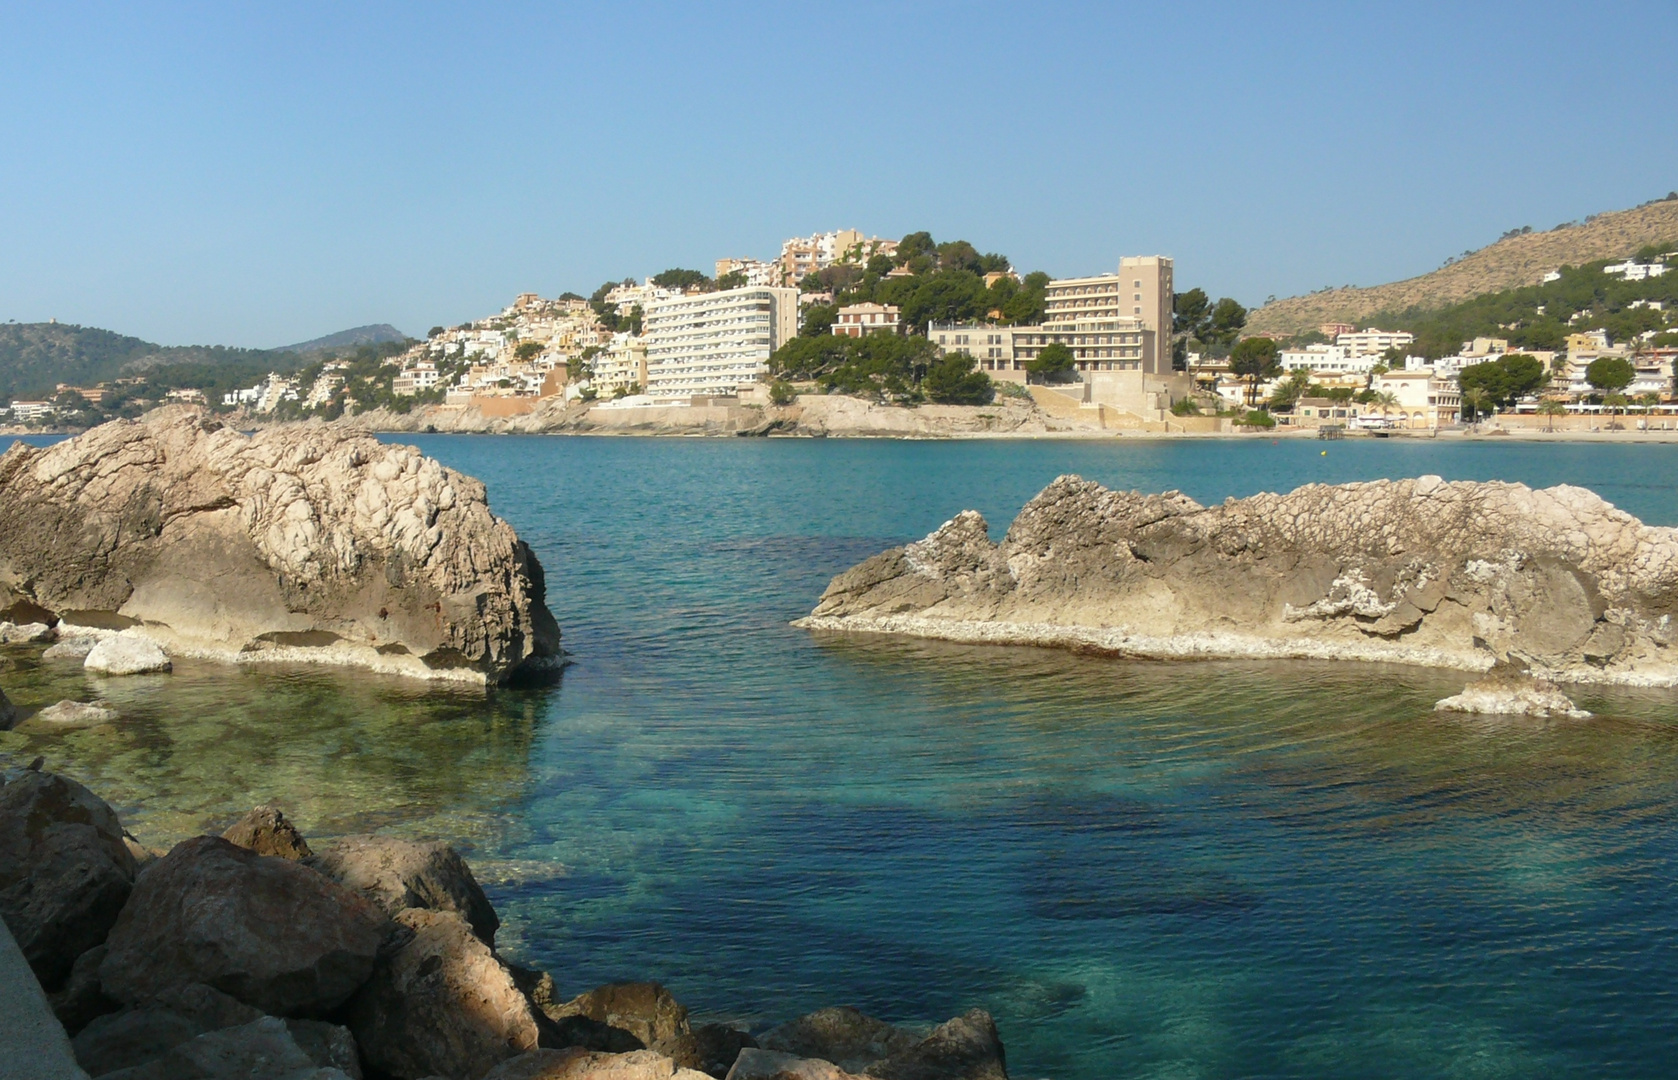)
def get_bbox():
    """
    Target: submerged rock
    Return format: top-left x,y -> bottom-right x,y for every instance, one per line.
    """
345,907 -> 540,1080
221,806 -> 312,861
802,475 -> 1678,685
544,982 -> 690,1049
865,1009 -> 1008,1080
653,1024 -> 757,1078
23,700 -> 120,730
758,1008 -> 916,1073
0,768 -> 138,989
308,834 -> 498,945
0,407 -> 560,683
0,686 -> 16,729
42,635 -> 102,660
99,835 -> 389,1015
84,636 -> 172,676
1435,672 -> 1592,718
